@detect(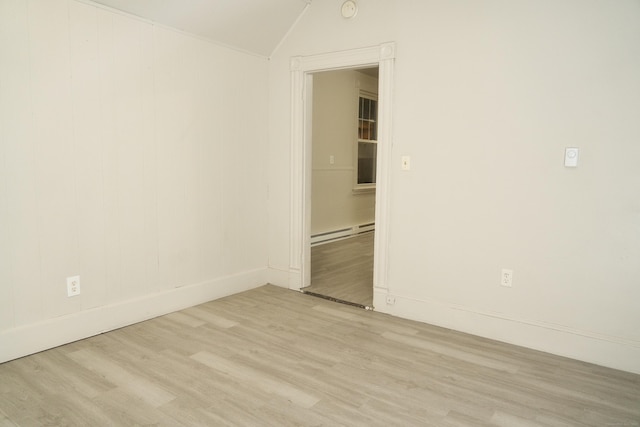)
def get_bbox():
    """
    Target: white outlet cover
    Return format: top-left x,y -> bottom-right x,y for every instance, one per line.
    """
501,269 -> 513,287
67,275 -> 81,297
